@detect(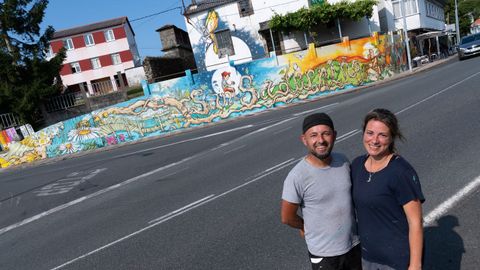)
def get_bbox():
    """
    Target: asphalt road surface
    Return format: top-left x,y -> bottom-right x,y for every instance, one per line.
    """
1,56 -> 479,270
